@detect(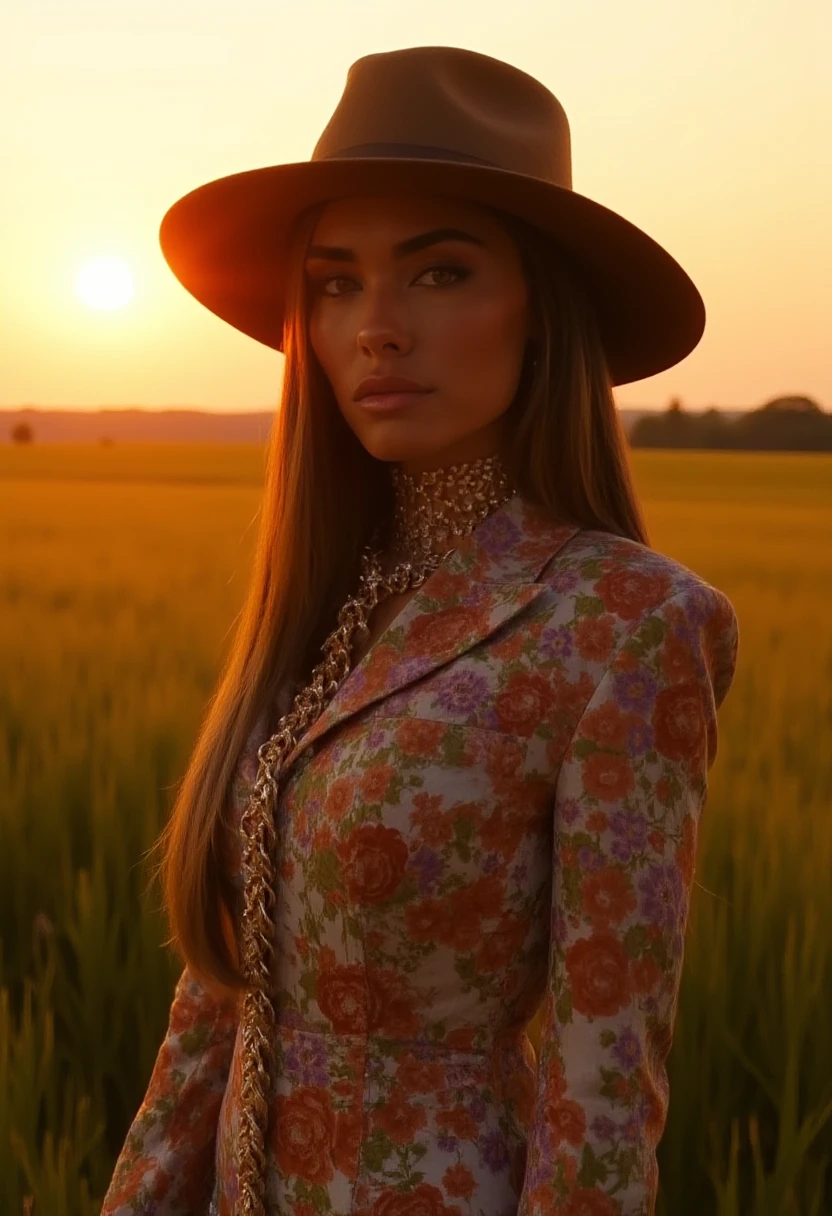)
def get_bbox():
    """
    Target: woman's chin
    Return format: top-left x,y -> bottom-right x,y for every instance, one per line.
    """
356,428 -> 458,468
